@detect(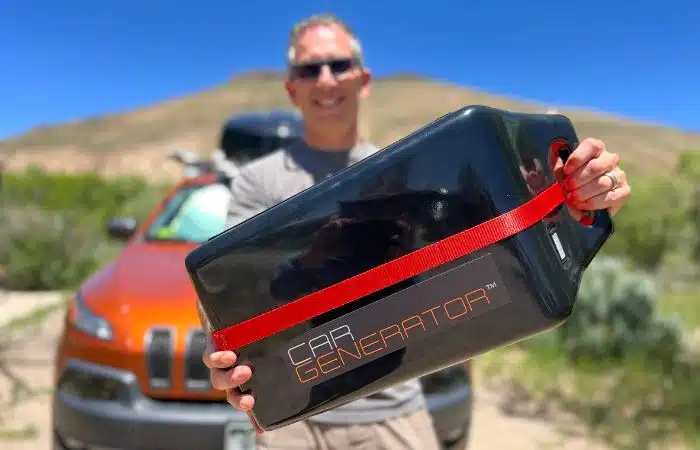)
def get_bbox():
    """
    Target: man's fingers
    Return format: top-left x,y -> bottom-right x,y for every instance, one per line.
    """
577,182 -> 631,213
210,364 -> 253,391
210,368 -> 233,391
566,167 -> 627,205
203,339 -> 259,434
563,138 -> 605,178
564,149 -> 619,192
226,388 -> 256,409
225,391 -> 264,434
231,364 -> 253,385
203,349 -> 237,369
